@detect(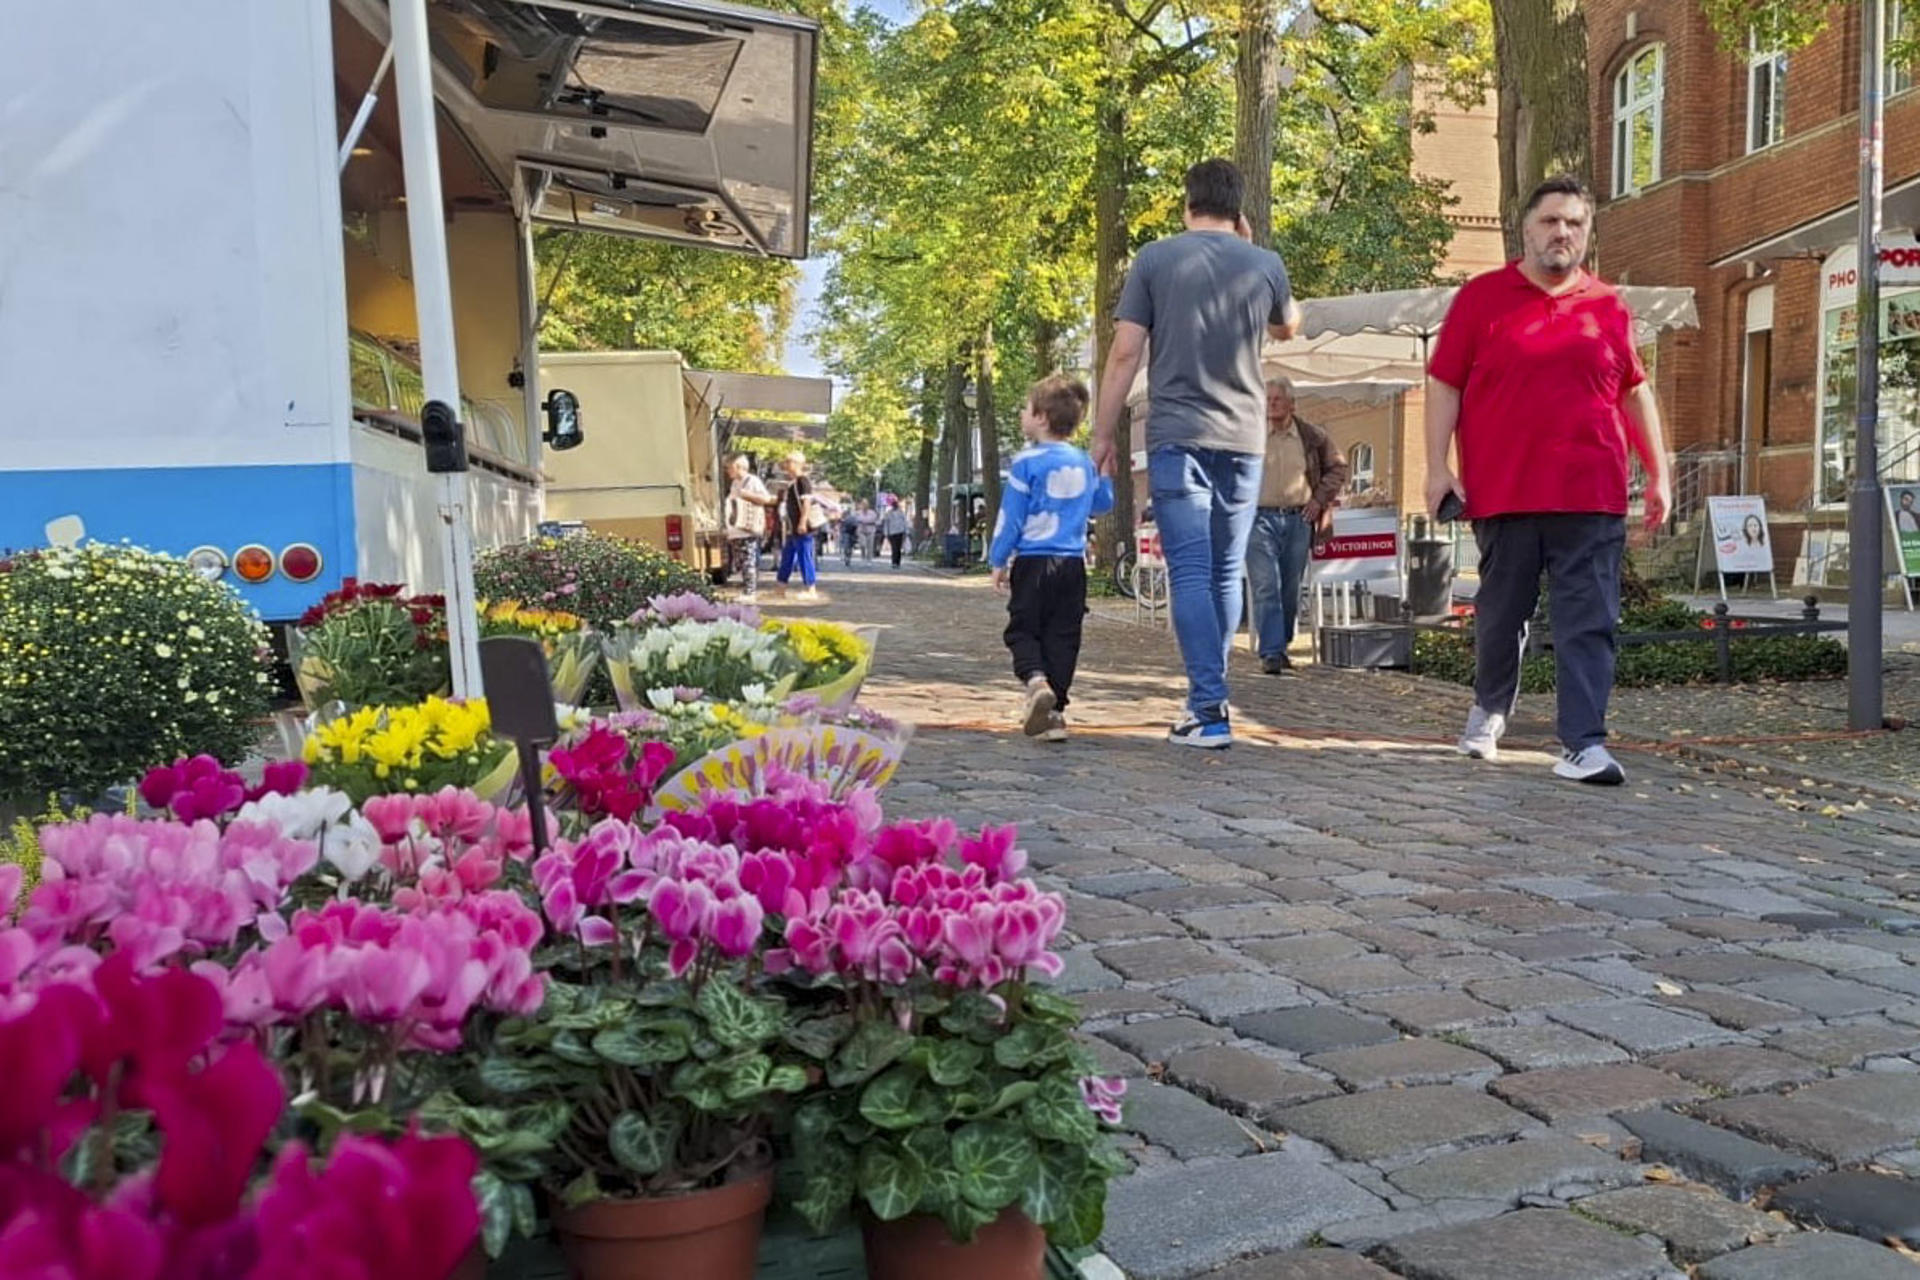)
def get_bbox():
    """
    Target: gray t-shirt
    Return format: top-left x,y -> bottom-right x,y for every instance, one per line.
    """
1117,231 -> 1292,456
